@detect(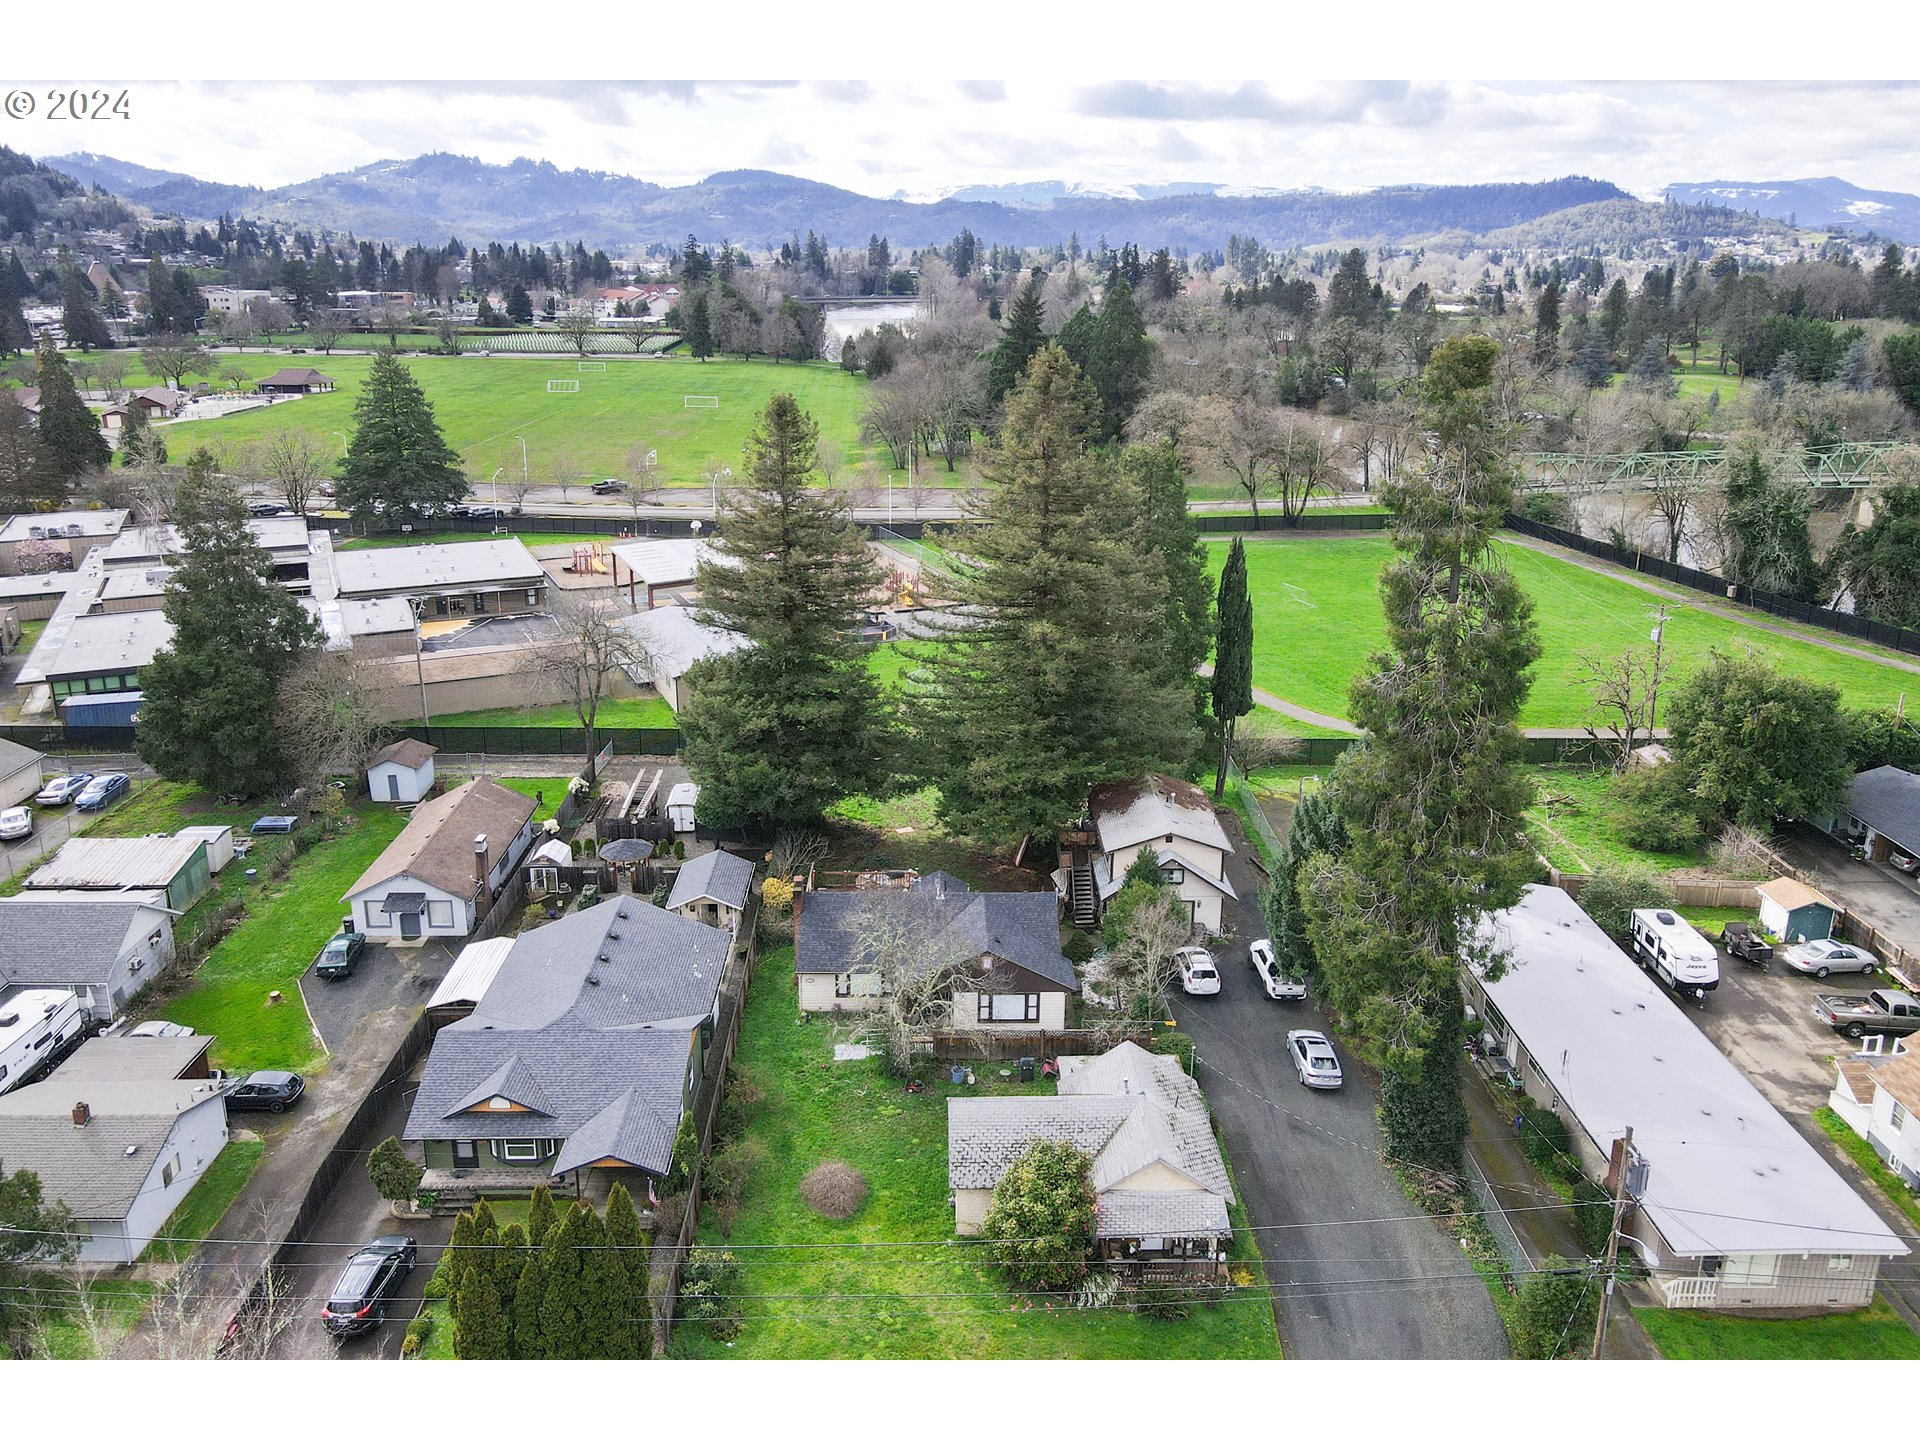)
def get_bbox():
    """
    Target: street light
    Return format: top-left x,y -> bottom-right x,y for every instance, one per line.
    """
407,597 -> 431,734
331,431 -> 348,456
489,466 -> 503,504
